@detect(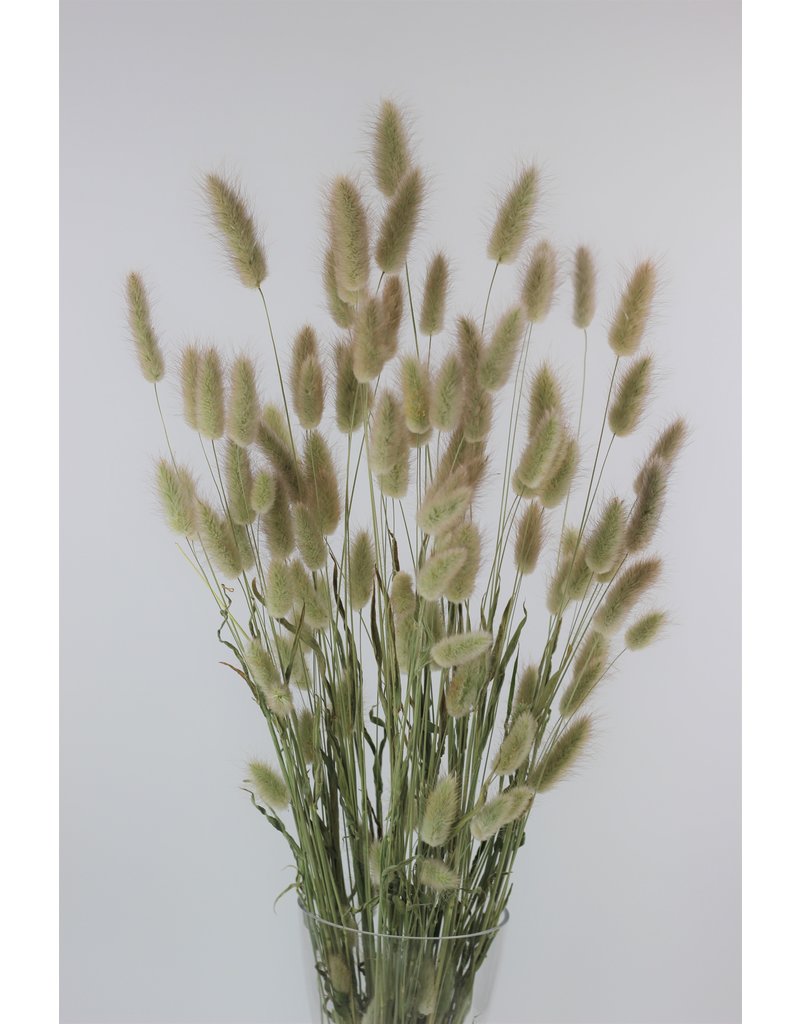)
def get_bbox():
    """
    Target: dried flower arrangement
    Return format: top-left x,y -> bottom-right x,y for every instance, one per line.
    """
126,100 -> 685,1023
